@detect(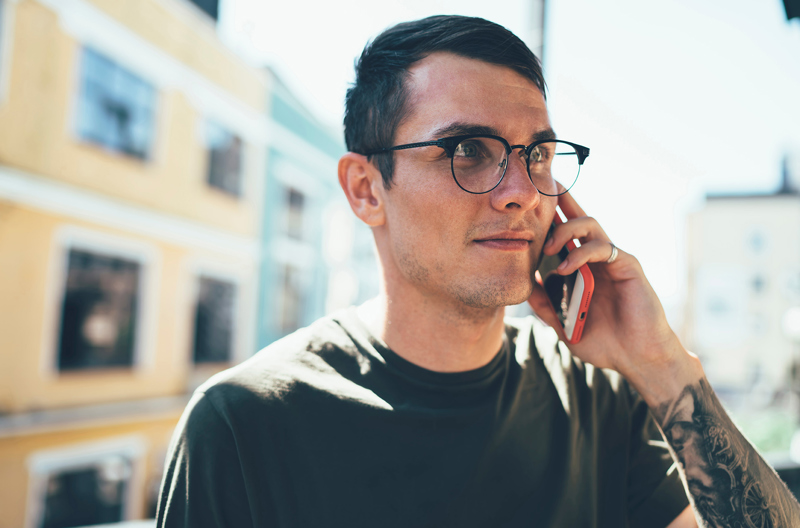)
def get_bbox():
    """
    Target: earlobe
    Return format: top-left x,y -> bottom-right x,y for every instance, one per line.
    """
338,152 -> 386,227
